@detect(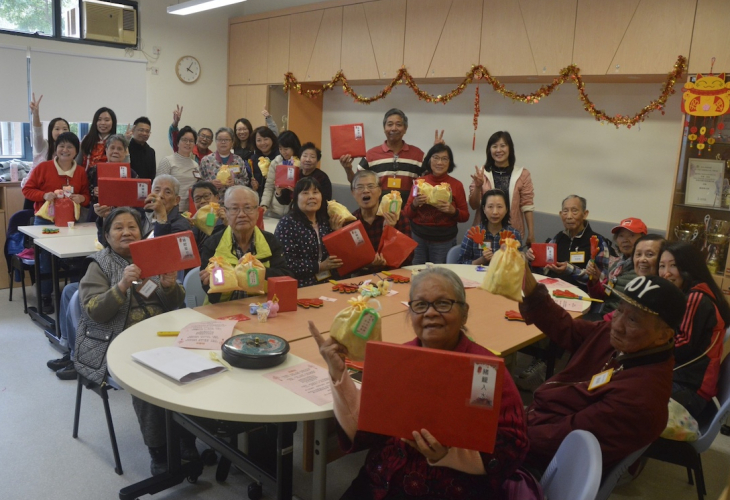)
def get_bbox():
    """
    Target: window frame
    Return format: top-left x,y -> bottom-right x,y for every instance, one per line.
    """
0,123 -> 32,162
